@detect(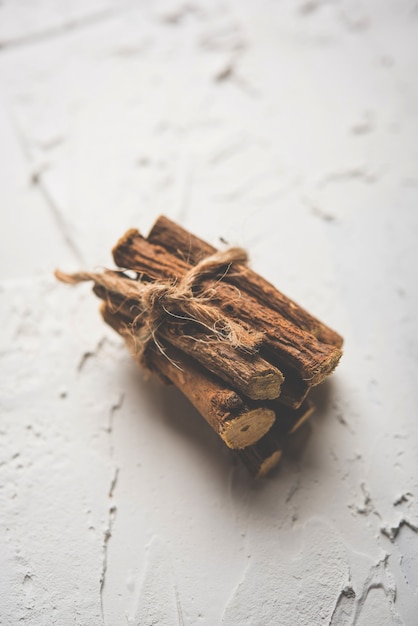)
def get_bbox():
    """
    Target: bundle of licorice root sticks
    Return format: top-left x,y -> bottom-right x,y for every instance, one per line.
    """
56,215 -> 343,478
